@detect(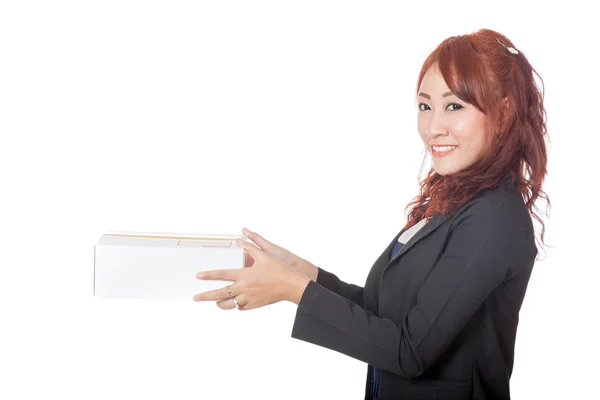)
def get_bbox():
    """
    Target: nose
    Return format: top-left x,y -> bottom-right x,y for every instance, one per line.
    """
425,112 -> 449,139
